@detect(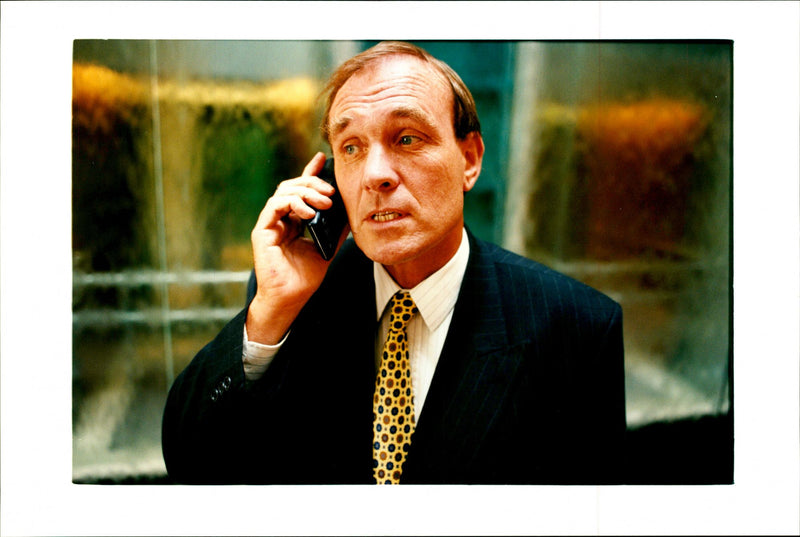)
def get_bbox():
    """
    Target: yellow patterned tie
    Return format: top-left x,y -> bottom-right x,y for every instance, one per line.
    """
373,290 -> 418,484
